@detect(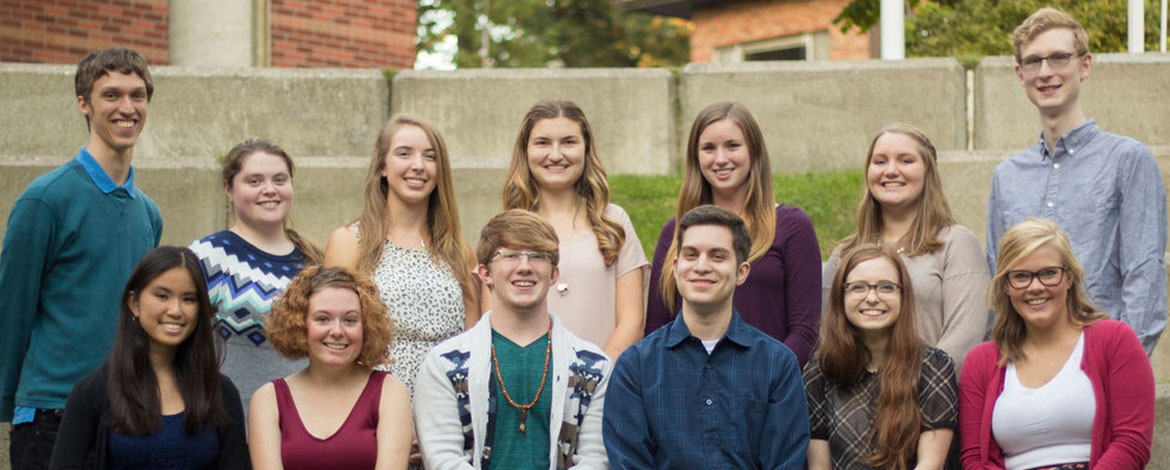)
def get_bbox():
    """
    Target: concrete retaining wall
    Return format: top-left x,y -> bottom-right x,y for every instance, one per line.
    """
974,53 -> 1170,151
680,58 -> 968,174
0,156 -> 226,249
938,146 -> 1170,251
0,63 -> 389,162
0,158 -> 505,255
391,68 -> 676,175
